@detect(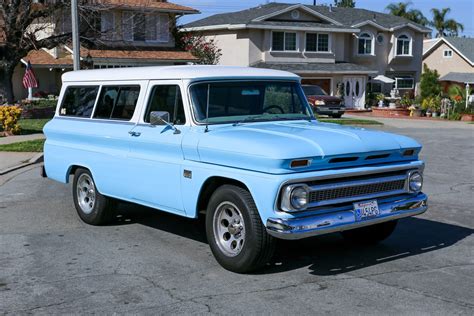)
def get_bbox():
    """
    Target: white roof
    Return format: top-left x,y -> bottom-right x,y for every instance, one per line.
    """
62,65 -> 300,82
